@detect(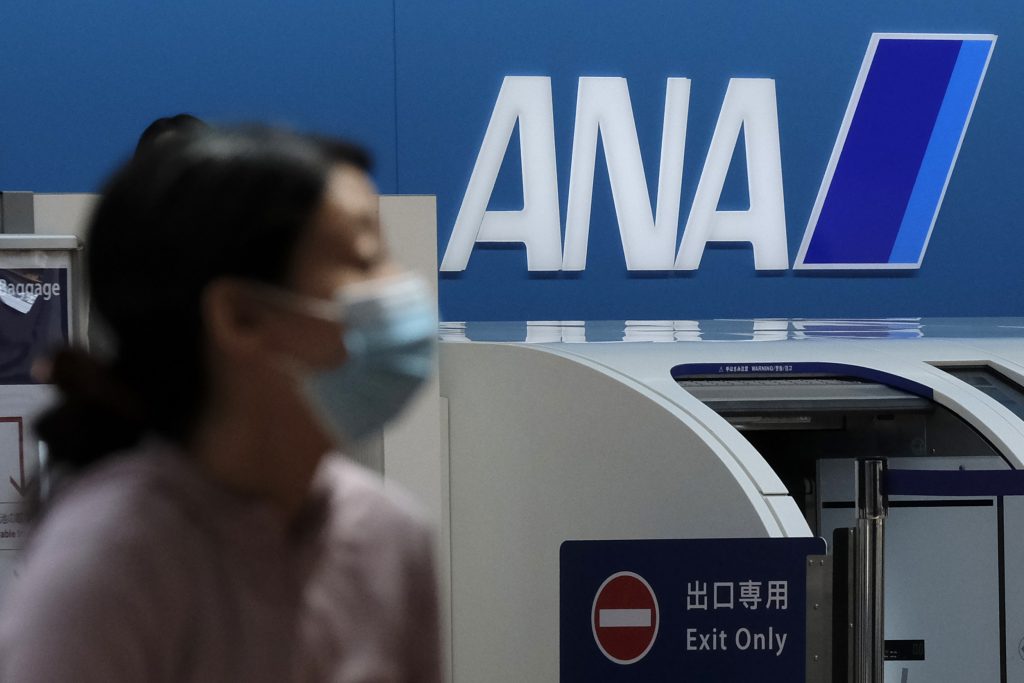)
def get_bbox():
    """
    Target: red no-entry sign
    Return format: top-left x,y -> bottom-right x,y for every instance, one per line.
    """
591,571 -> 659,664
